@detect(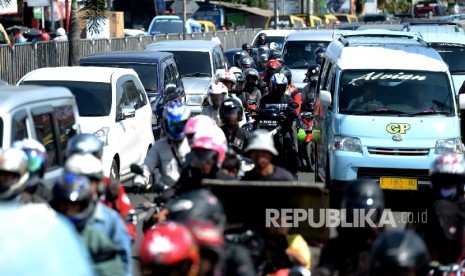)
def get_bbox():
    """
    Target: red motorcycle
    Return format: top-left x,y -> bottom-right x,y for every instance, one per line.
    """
298,111 -> 315,172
